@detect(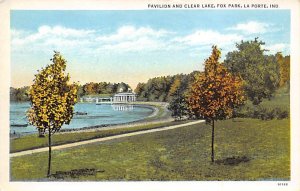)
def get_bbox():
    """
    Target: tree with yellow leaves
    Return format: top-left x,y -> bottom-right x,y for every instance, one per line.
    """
276,52 -> 290,88
187,46 -> 245,162
27,51 -> 78,177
